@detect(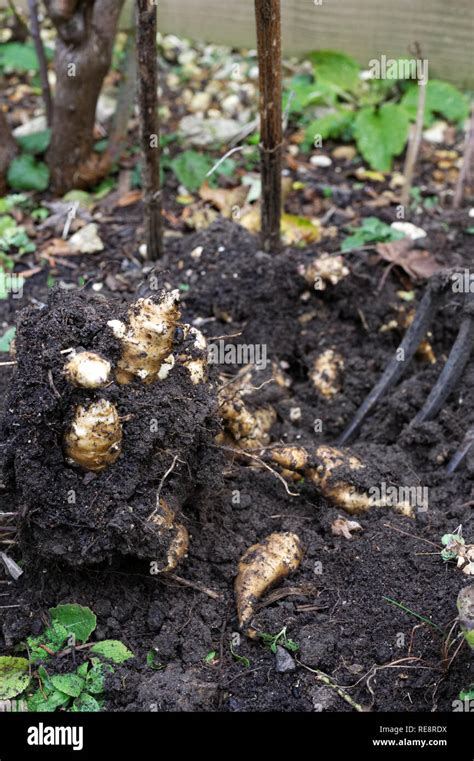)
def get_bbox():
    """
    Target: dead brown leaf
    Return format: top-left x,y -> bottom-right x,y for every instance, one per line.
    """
376,239 -> 442,281
117,189 -> 143,207
199,182 -> 249,216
